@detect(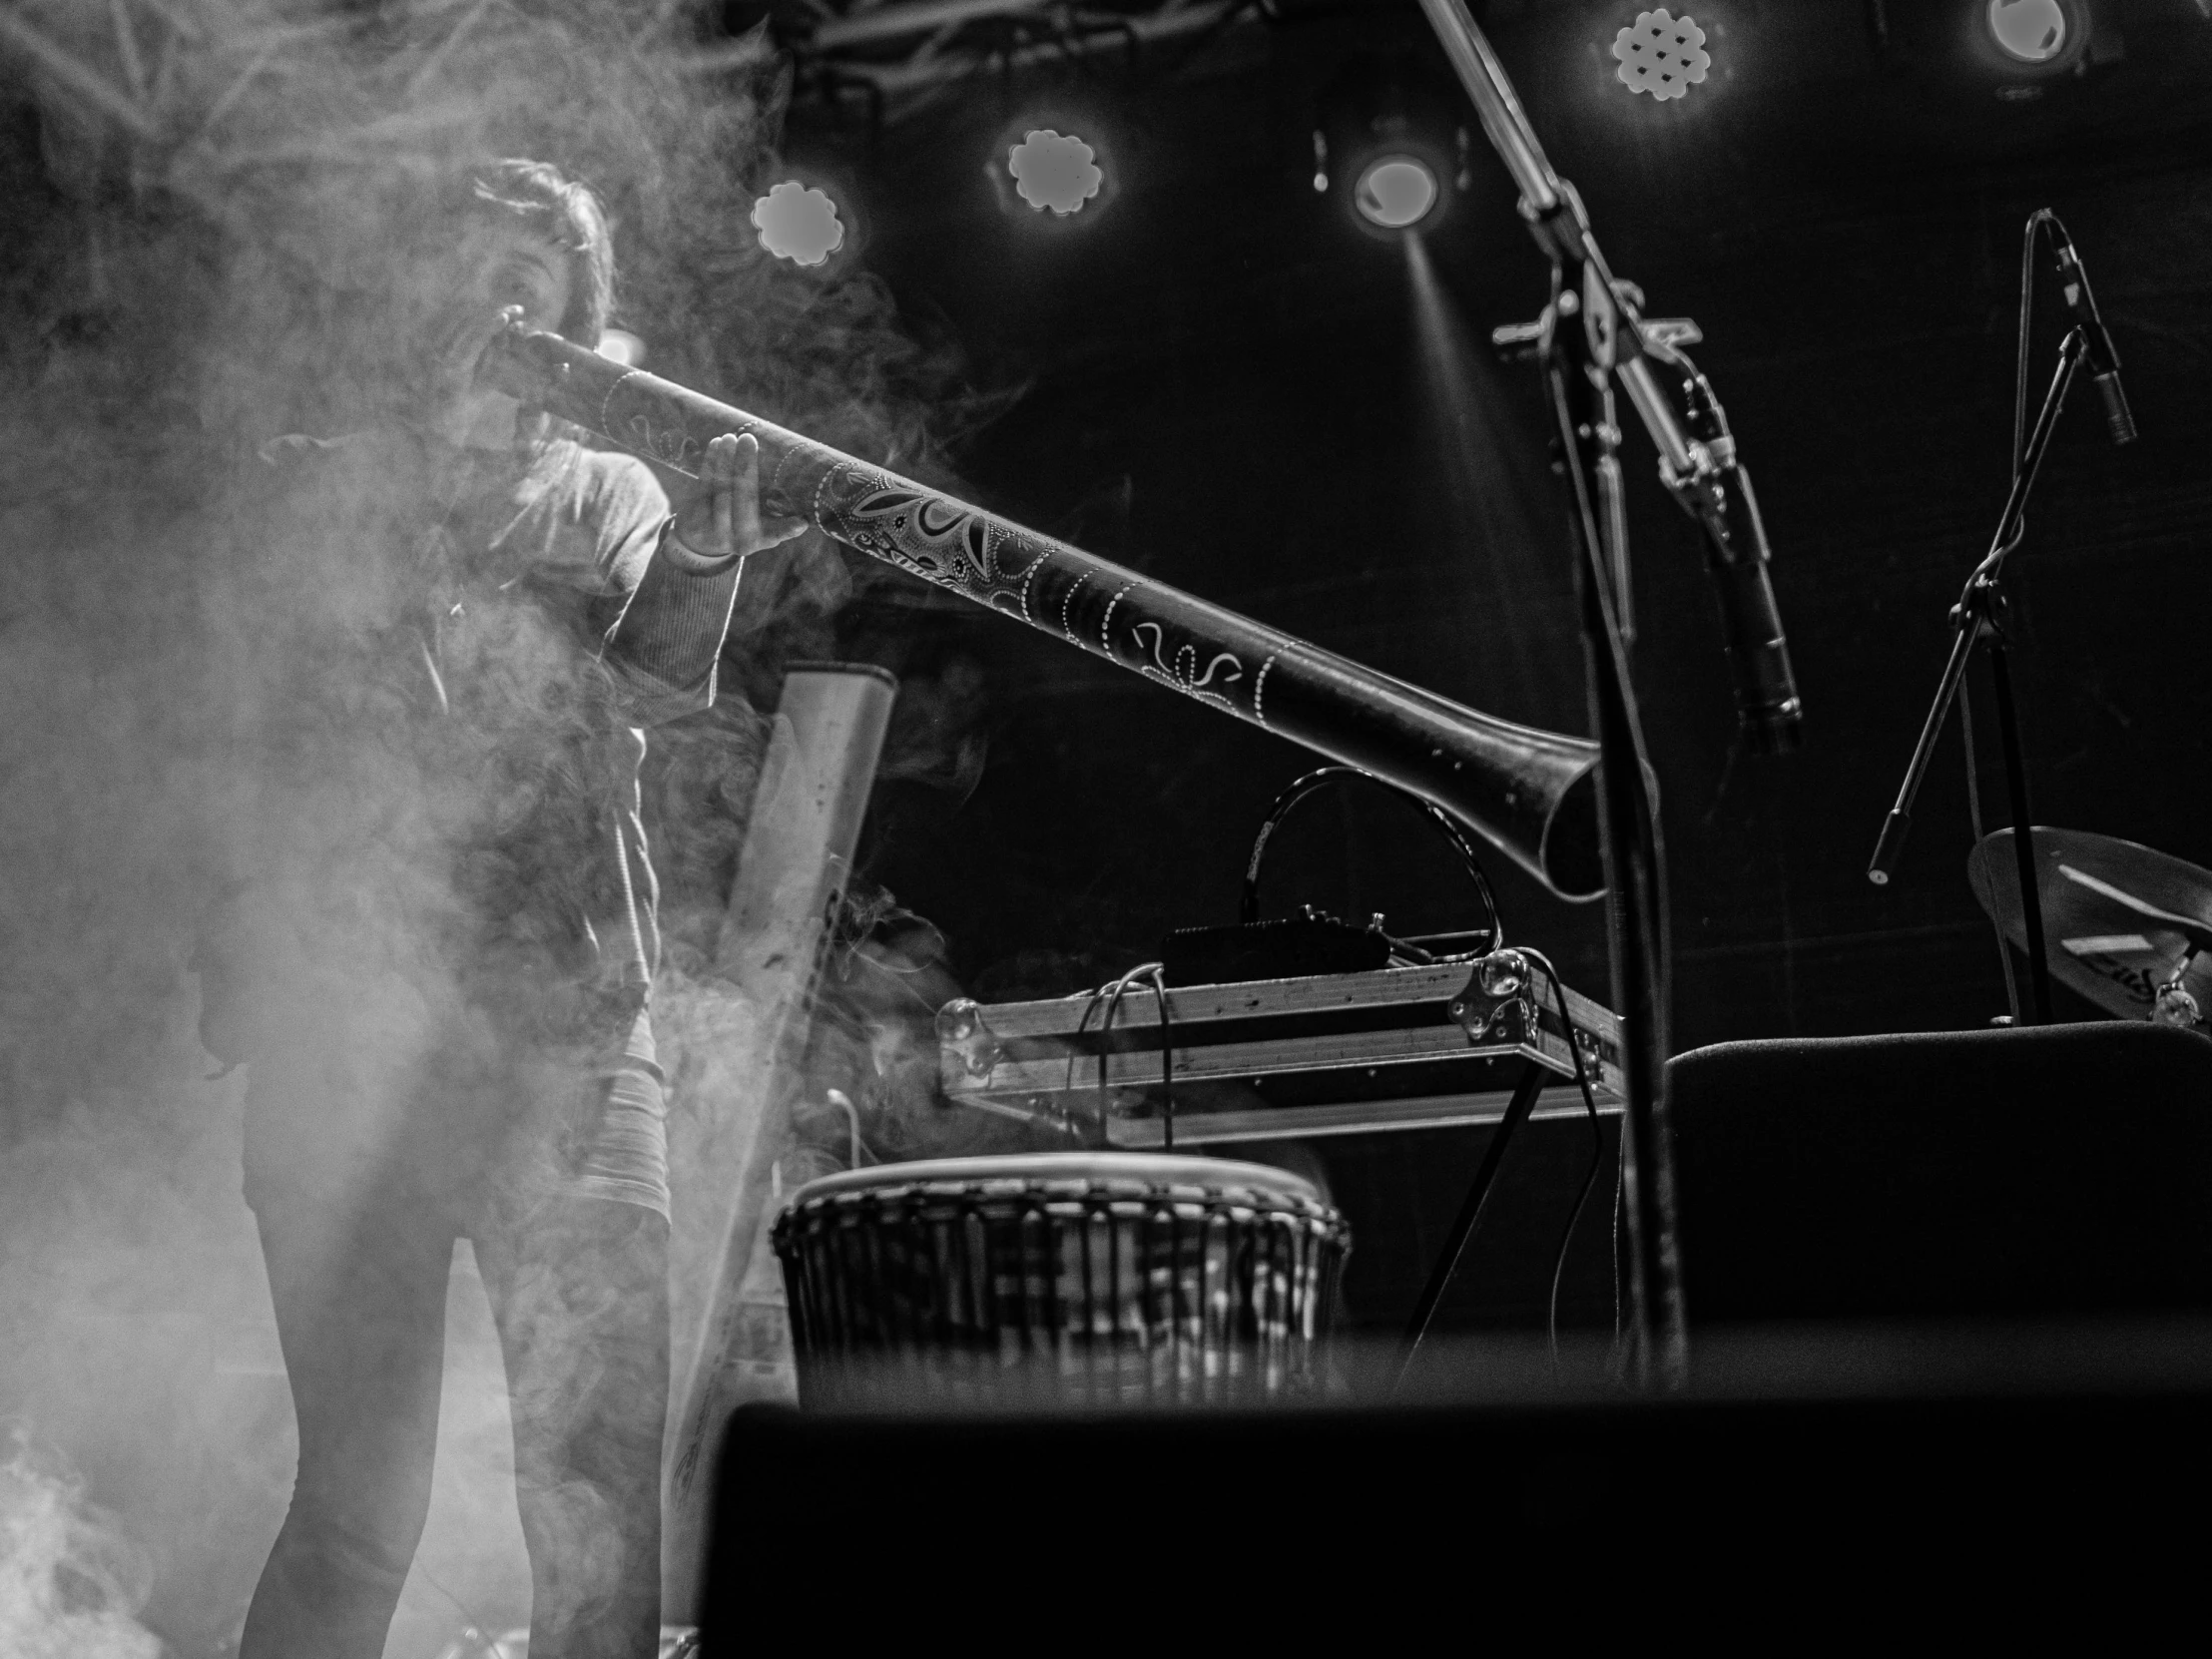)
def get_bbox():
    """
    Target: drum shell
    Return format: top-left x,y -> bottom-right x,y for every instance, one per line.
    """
772,1155 -> 1351,1409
